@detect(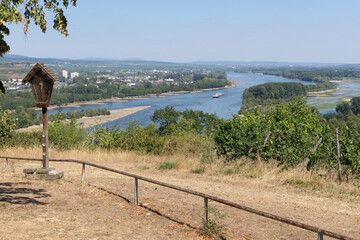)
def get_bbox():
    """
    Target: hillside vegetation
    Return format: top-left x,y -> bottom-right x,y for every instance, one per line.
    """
1,99 -> 360,181
240,82 -> 307,112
